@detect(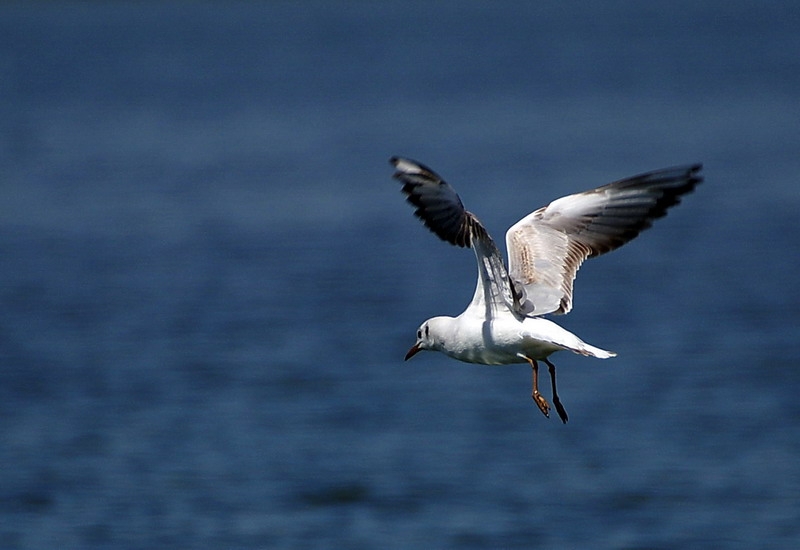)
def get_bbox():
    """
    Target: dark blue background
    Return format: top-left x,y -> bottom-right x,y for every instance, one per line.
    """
1,2 -> 799,548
